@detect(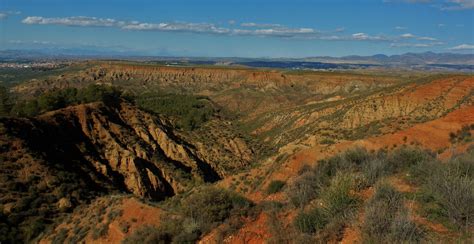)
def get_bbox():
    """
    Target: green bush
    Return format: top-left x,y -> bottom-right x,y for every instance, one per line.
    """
294,208 -> 328,234
319,173 -> 359,219
293,173 -> 359,235
389,146 -> 433,171
362,183 -> 424,242
266,180 -> 286,195
427,172 -> 474,228
410,148 -> 474,229
287,148 -> 371,208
